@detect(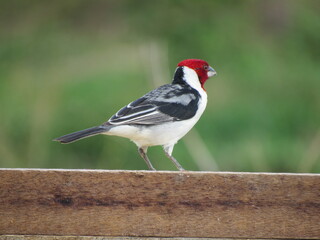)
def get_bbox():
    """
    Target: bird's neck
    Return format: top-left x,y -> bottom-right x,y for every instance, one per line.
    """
172,66 -> 203,92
